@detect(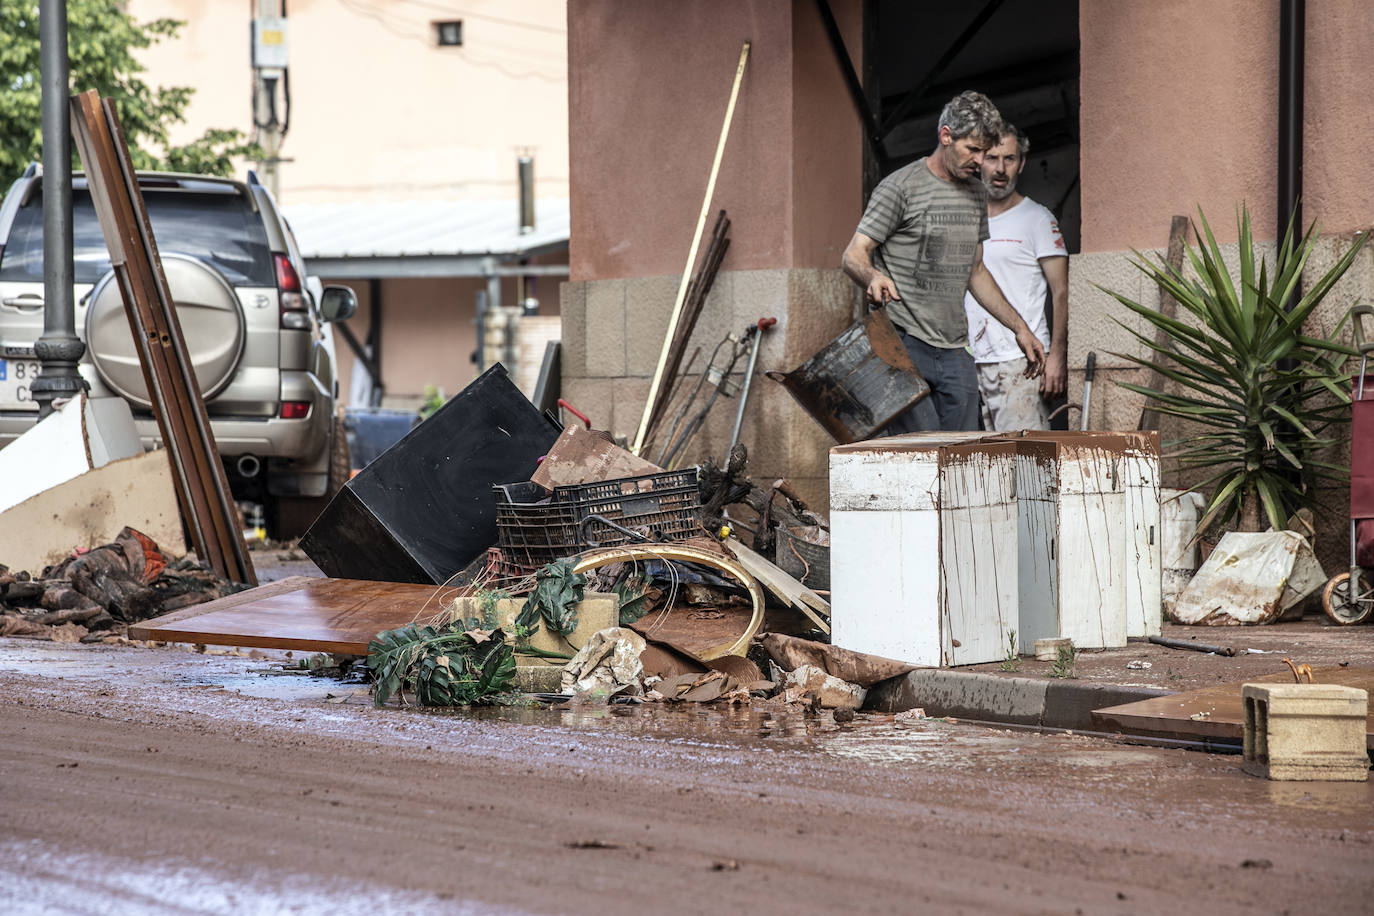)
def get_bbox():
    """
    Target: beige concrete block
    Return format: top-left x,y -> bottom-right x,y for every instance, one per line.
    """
609,377 -> 652,445
559,377 -> 615,429
445,593 -> 619,669
514,666 -> 562,693
728,269 -> 791,331
784,393 -> 837,481
0,450 -> 186,575
1305,234 -> 1374,344
585,278 -> 627,378
1067,250 -> 1153,371
681,268 -> 736,362
559,281 -> 588,379
624,274 -> 679,377
1242,683 -> 1369,781
1089,366 -> 1149,432
783,268 -> 857,367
